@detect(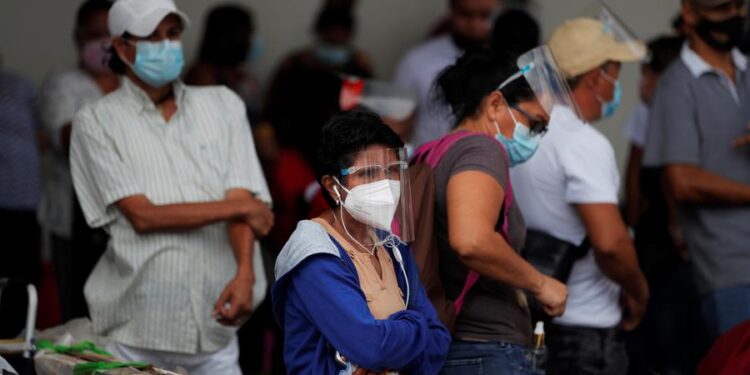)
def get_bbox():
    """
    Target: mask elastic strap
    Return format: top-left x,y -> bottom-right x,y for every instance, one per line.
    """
332,177 -> 377,256
497,63 -> 535,91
